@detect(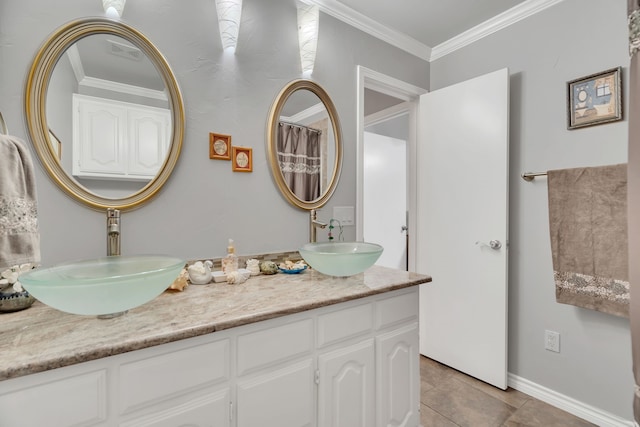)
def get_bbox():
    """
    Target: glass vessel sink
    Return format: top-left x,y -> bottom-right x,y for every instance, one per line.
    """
20,255 -> 184,317
298,242 -> 383,277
